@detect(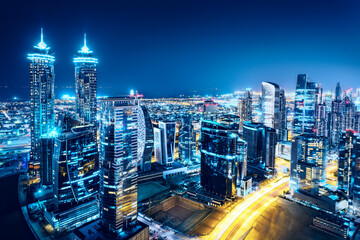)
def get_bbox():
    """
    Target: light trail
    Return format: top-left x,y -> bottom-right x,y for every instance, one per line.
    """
205,177 -> 289,240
